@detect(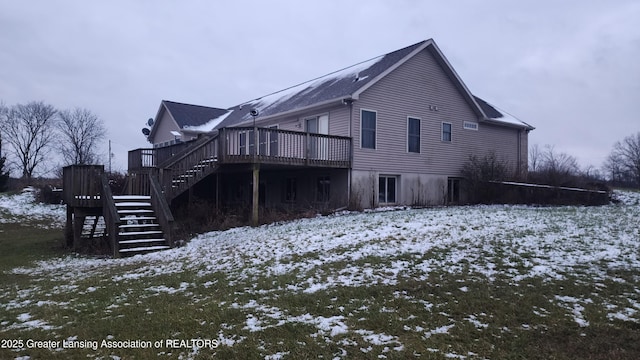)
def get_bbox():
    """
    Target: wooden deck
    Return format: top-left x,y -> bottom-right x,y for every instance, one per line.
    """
128,127 -> 352,172
127,127 -> 352,202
